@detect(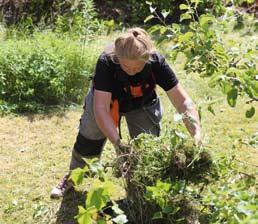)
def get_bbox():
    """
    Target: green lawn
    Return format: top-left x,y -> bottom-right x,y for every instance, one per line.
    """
0,32 -> 257,224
